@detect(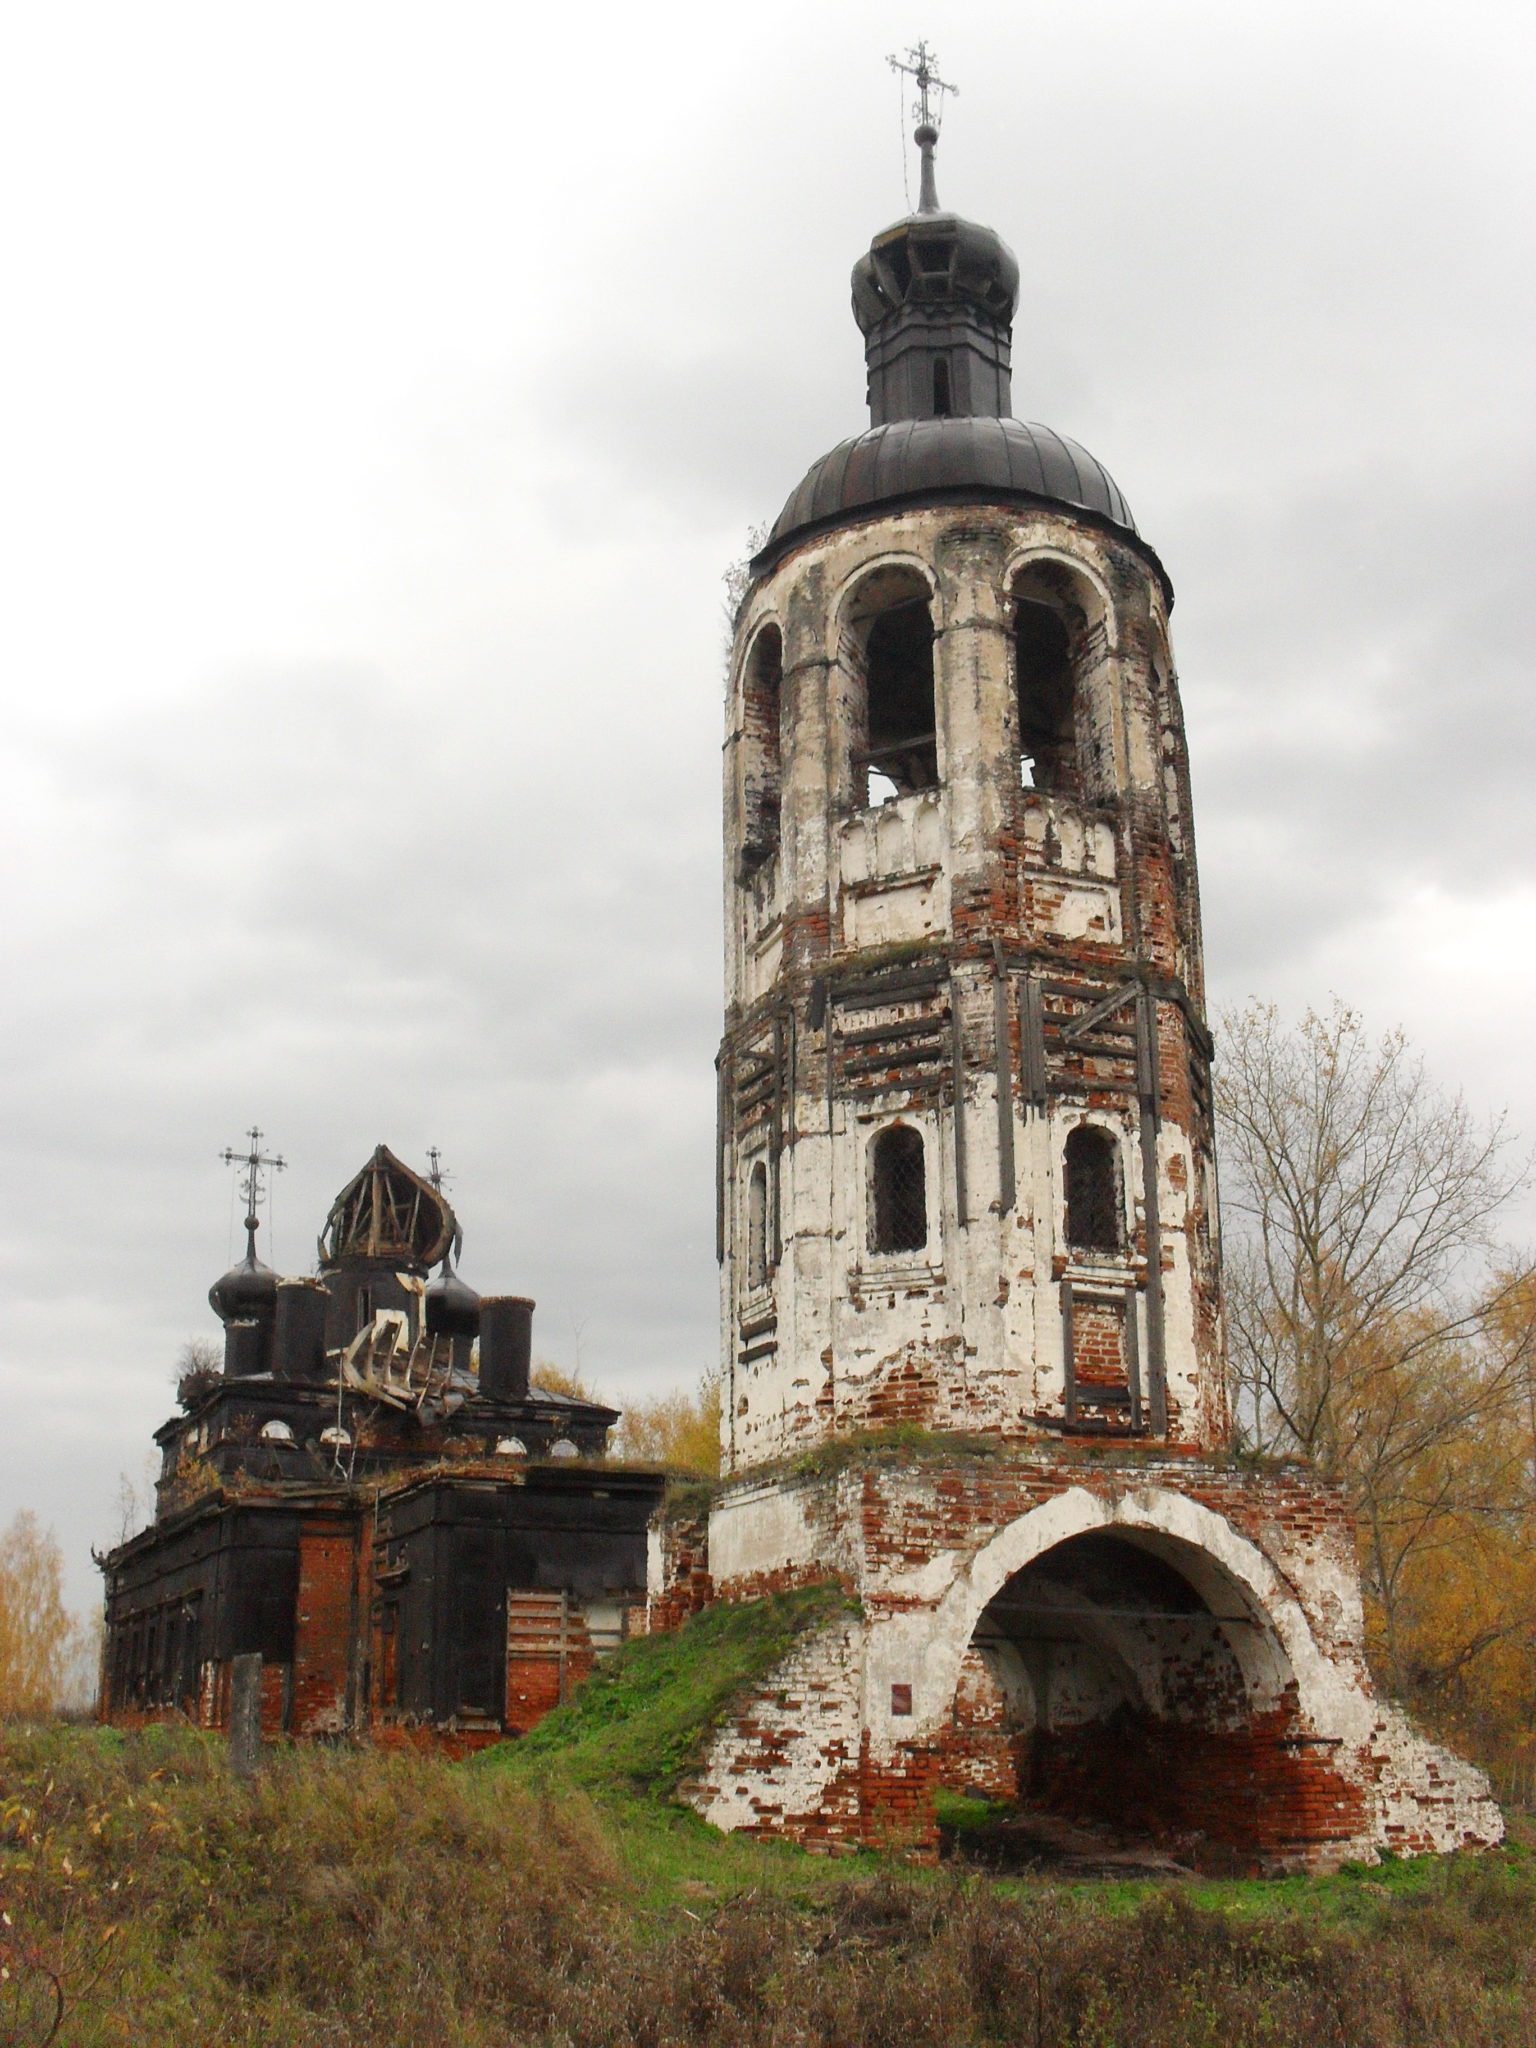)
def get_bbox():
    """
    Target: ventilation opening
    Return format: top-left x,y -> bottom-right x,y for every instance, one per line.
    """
1065,1125 -> 1121,1253
860,598 -> 937,803
870,1124 -> 927,1255
746,1160 -> 769,1291
1014,598 -> 1077,793
739,625 -> 783,876
933,358 -> 952,417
